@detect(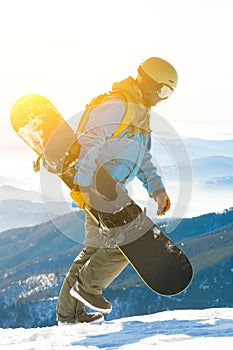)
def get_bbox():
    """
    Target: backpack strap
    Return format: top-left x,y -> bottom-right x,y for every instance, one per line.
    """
33,154 -> 42,172
76,91 -> 128,137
